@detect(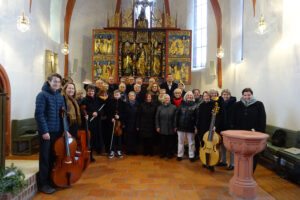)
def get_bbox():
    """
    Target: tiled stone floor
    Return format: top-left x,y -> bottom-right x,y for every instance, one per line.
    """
32,155 -> 274,200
